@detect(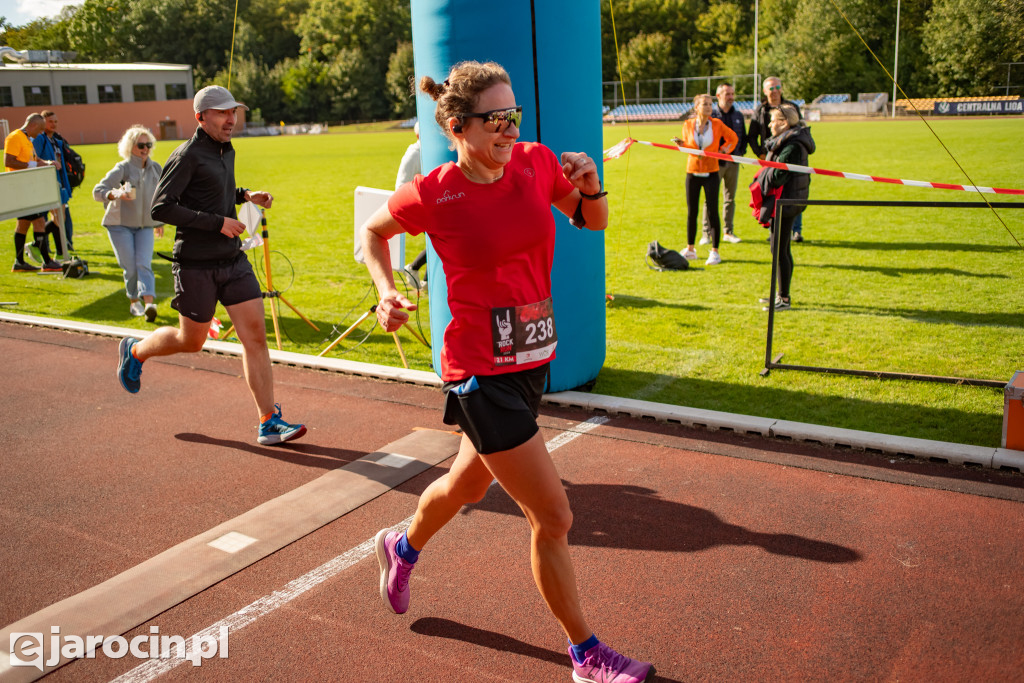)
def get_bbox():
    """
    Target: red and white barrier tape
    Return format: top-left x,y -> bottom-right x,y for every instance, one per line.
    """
602,137 -> 1024,196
